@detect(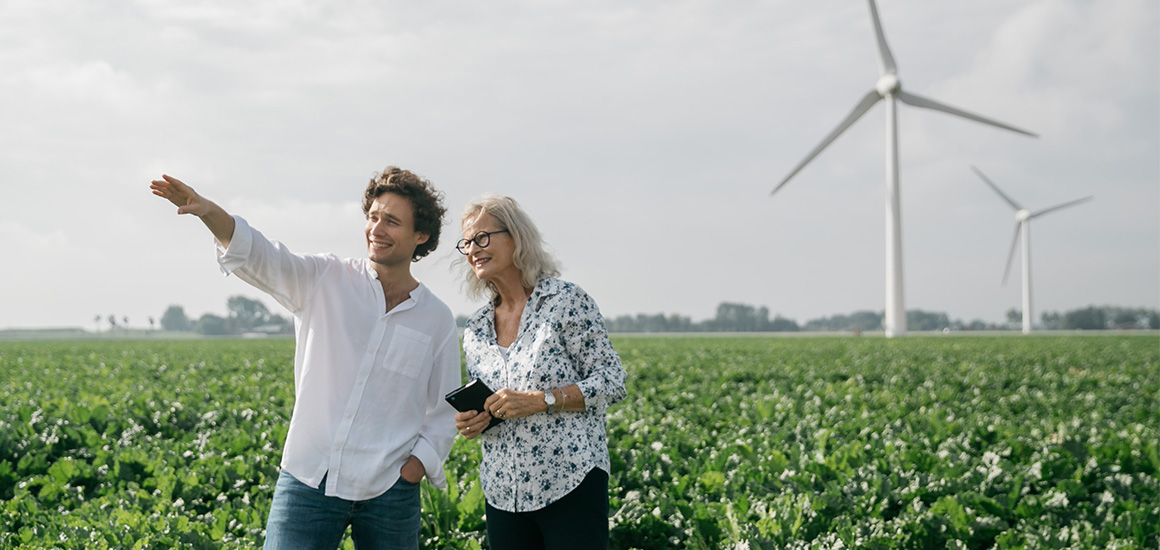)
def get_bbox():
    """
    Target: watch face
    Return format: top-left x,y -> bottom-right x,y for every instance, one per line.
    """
544,391 -> 556,405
